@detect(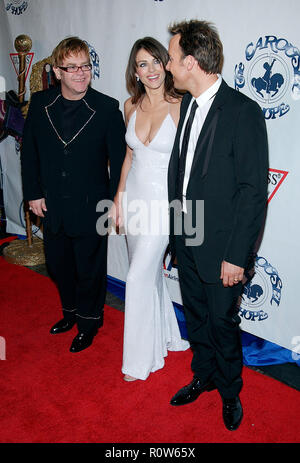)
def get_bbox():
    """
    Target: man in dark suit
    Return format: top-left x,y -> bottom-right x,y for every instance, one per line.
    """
21,37 -> 126,353
166,20 -> 268,430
